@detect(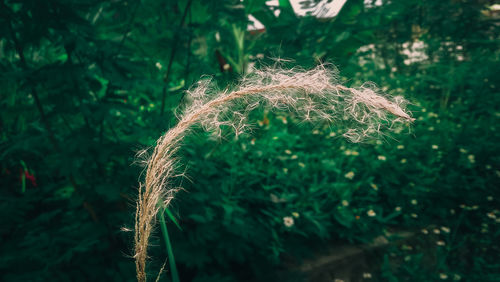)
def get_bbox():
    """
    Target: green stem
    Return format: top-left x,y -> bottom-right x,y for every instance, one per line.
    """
160,0 -> 193,116
159,207 -> 180,282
